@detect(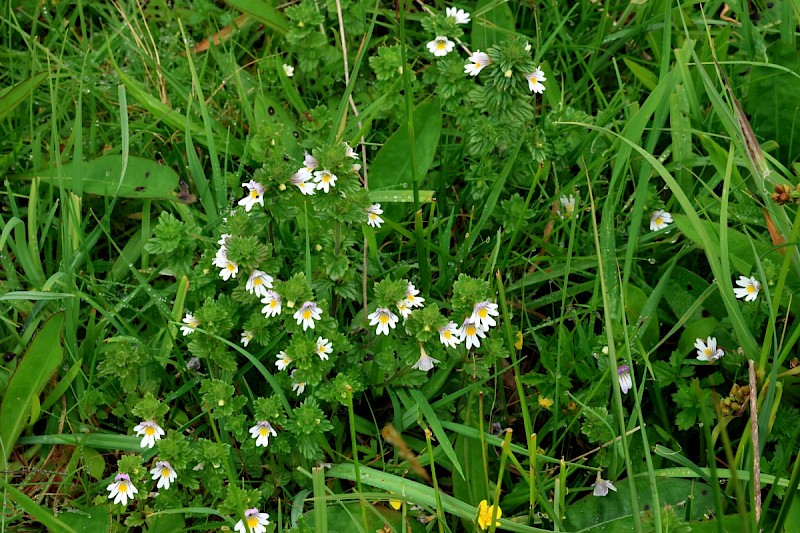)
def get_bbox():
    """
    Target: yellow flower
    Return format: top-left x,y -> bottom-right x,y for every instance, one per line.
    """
538,395 -> 554,409
477,499 -> 502,530
389,499 -> 402,510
